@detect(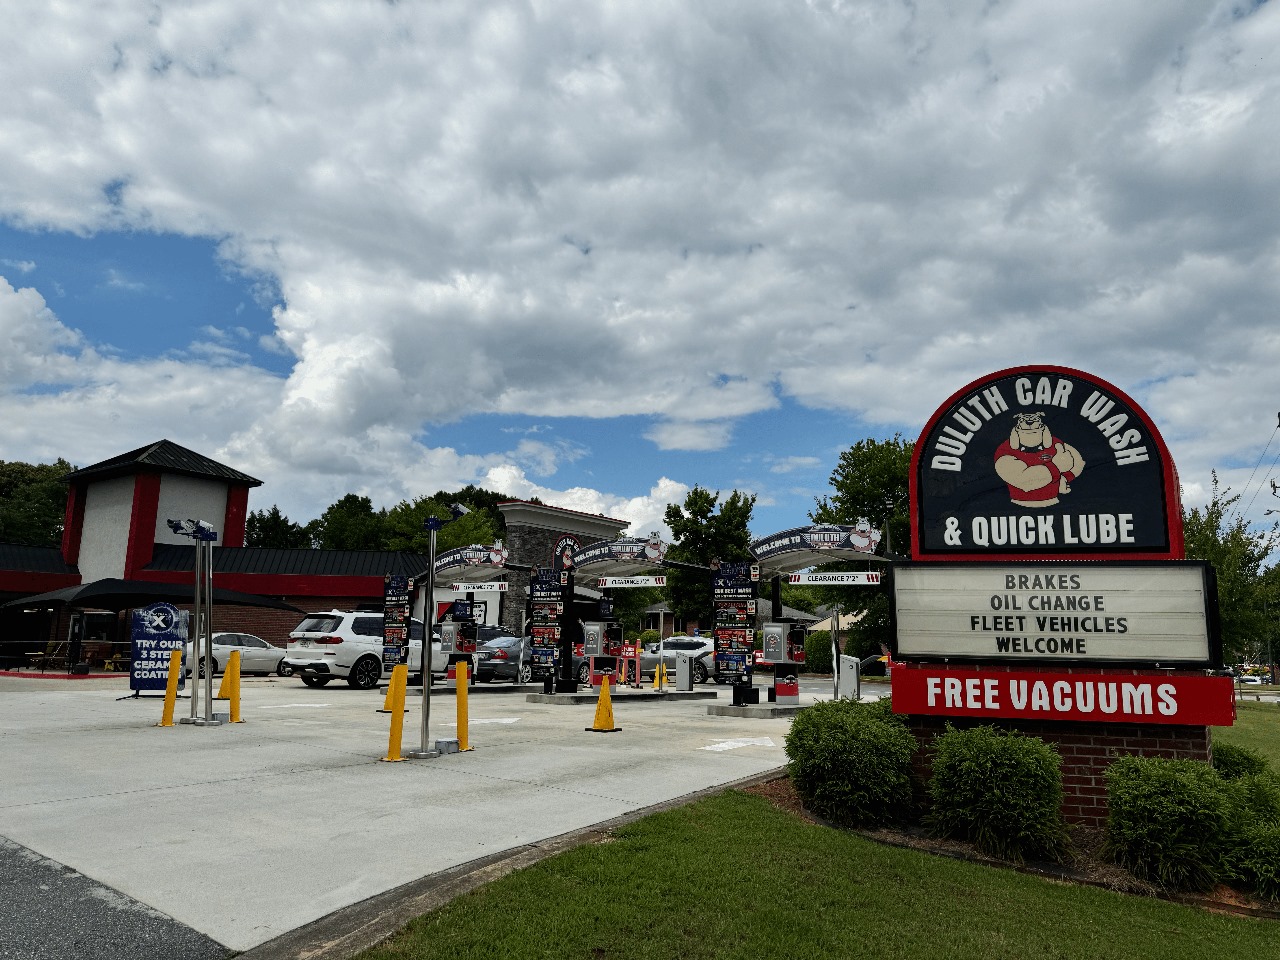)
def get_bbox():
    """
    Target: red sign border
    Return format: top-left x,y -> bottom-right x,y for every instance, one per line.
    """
892,665 -> 1234,726
909,364 -> 1184,562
